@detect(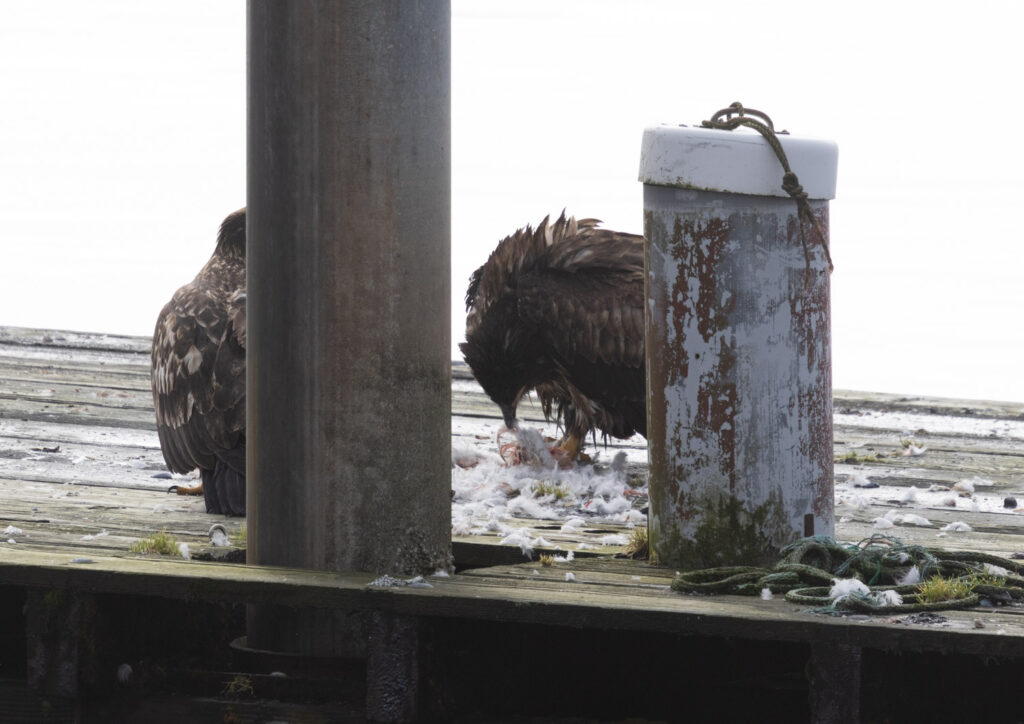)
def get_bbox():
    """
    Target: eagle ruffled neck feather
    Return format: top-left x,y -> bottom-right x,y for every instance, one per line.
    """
215,208 -> 246,260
